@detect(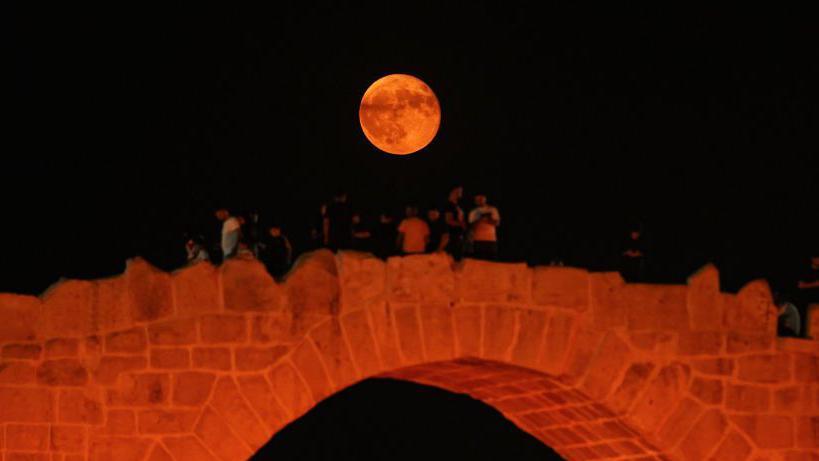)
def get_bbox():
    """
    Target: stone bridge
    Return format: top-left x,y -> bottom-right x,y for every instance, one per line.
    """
1,250 -> 818,461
